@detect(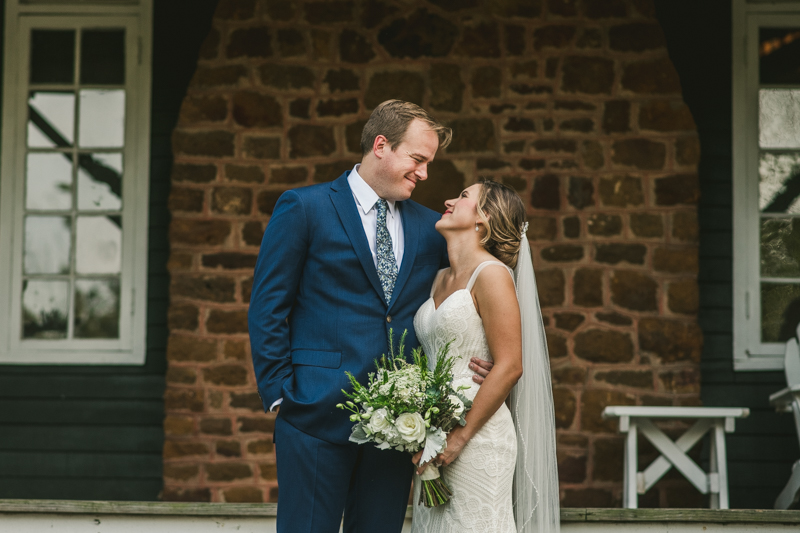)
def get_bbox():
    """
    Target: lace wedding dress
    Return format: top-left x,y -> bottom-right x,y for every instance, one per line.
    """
411,261 -> 518,533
